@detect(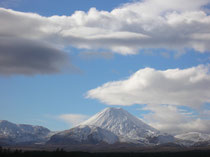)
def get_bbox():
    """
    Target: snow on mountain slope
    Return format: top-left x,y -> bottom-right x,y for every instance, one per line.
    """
82,108 -> 157,136
175,132 -> 210,143
48,125 -> 119,145
48,107 -> 175,145
0,120 -> 51,145
81,107 -> 174,144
